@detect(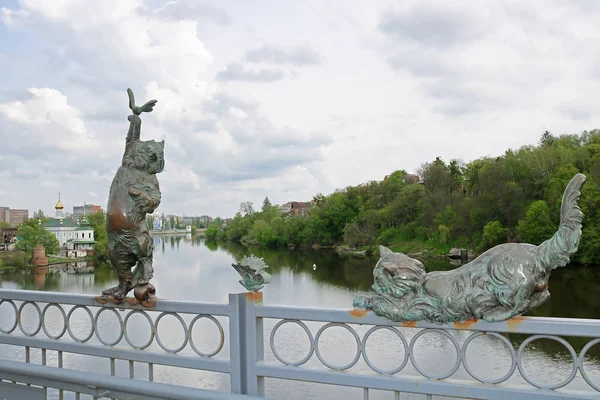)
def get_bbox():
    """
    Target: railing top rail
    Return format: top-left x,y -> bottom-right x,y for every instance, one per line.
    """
256,304 -> 600,337
0,359 -> 265,400
0,289 -> 229,316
